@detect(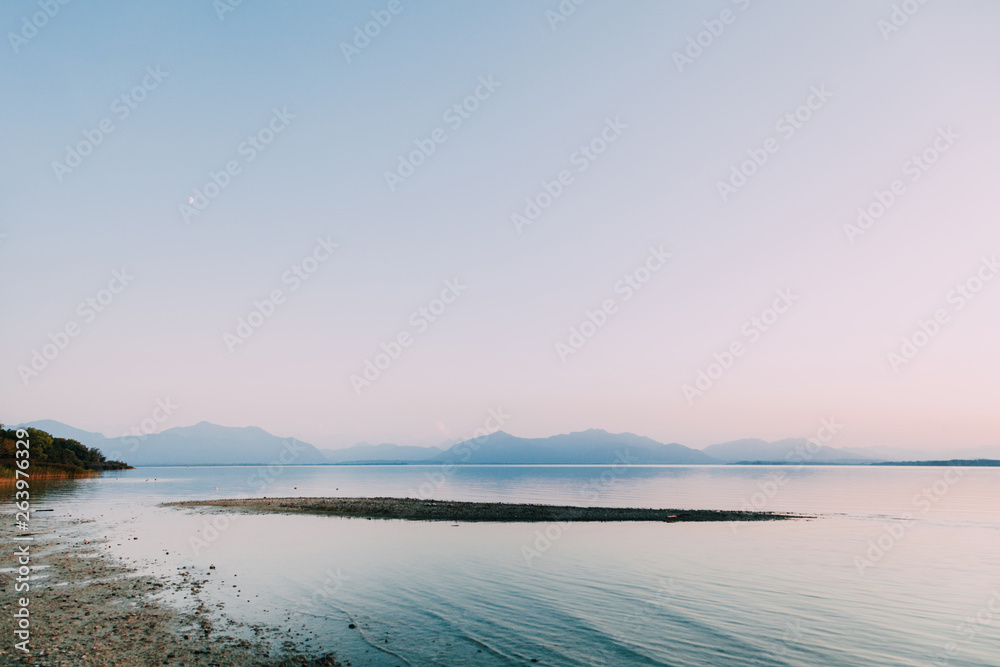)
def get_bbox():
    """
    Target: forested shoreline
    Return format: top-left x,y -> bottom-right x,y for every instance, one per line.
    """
0,426 -> 131,479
